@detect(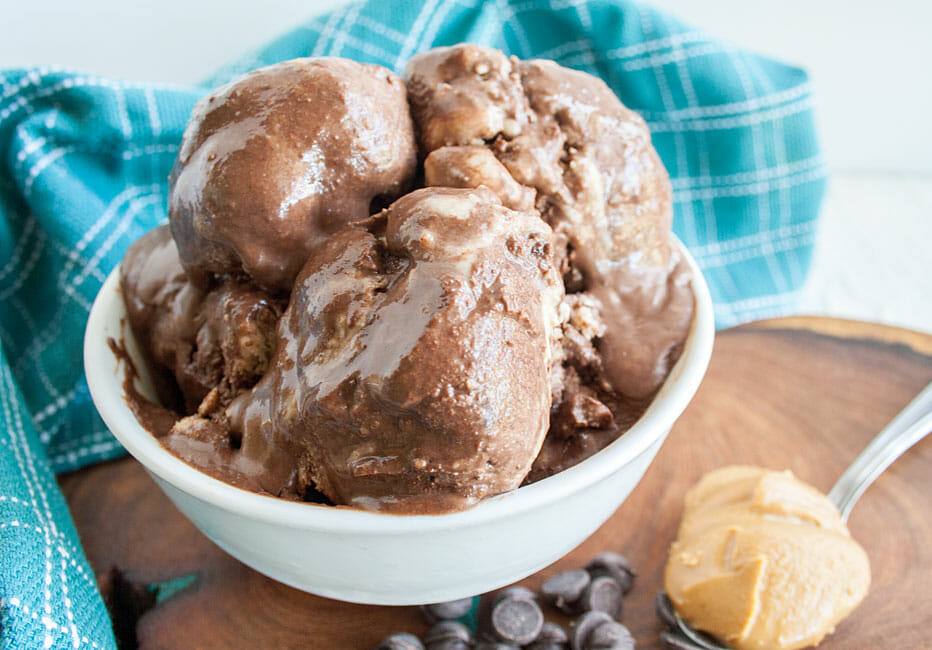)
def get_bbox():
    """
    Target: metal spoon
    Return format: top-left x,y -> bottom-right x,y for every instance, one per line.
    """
661,379 -> 932,650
